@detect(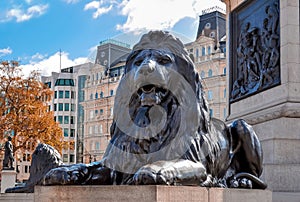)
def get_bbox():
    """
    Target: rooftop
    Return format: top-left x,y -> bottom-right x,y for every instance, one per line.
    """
99,39 -> 131,49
